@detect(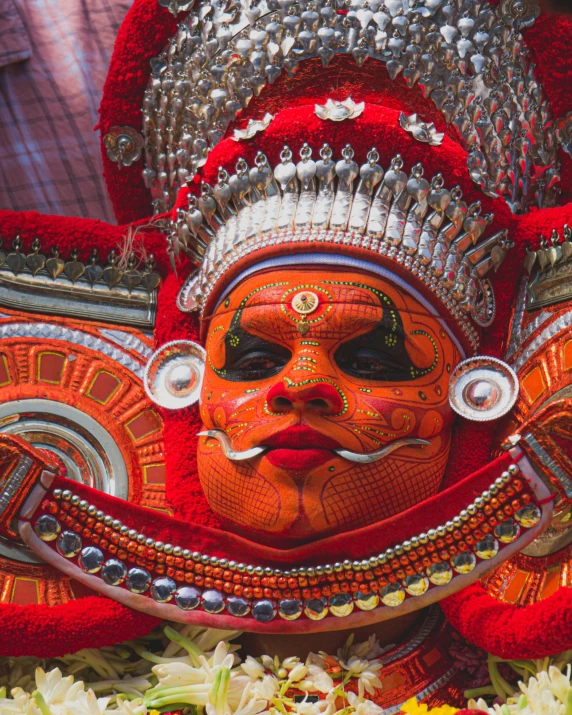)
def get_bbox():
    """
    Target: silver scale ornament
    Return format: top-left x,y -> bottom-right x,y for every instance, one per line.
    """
140,0 -> 555,215
174,146 -> 514,352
